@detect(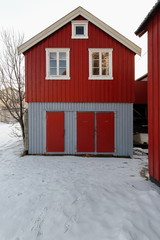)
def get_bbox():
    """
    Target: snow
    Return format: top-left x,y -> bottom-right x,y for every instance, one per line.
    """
0,122 -> 160,240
